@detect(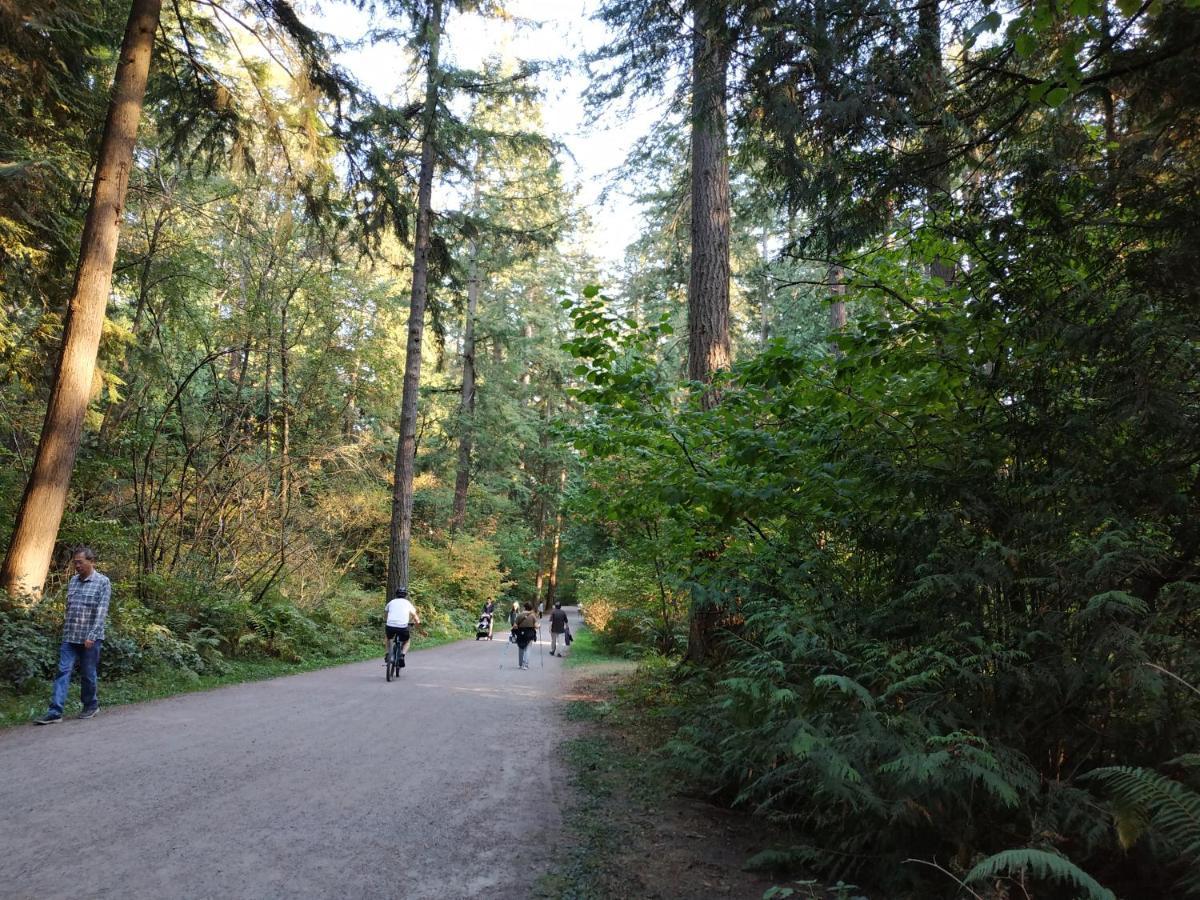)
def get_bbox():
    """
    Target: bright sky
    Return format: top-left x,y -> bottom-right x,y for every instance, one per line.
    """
309,0 -> 672,272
